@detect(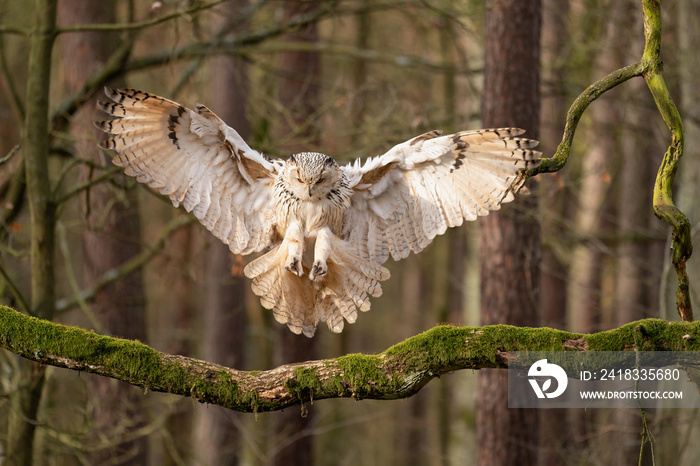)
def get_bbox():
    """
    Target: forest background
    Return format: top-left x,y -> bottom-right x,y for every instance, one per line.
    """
1,0 -> 699,465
